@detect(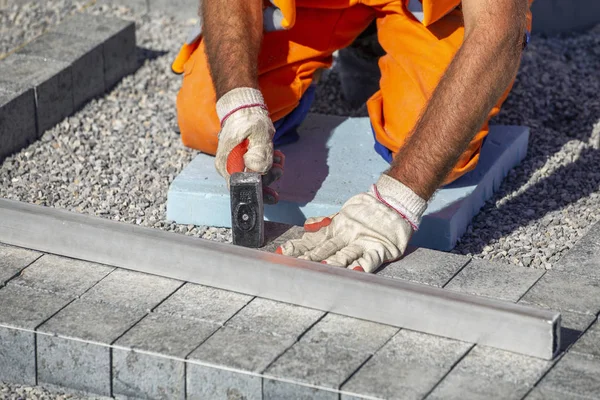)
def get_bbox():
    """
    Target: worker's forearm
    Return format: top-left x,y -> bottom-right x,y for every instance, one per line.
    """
386,23 -> 525,200
202,0 -> 263,99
